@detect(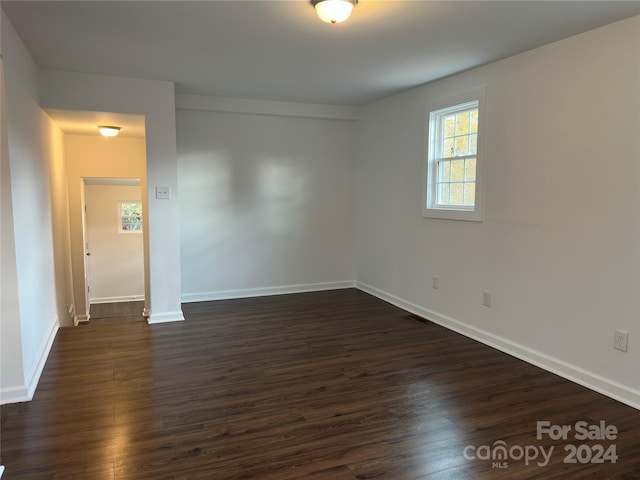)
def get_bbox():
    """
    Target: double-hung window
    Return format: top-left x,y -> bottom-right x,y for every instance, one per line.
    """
423,88 -> 486,221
